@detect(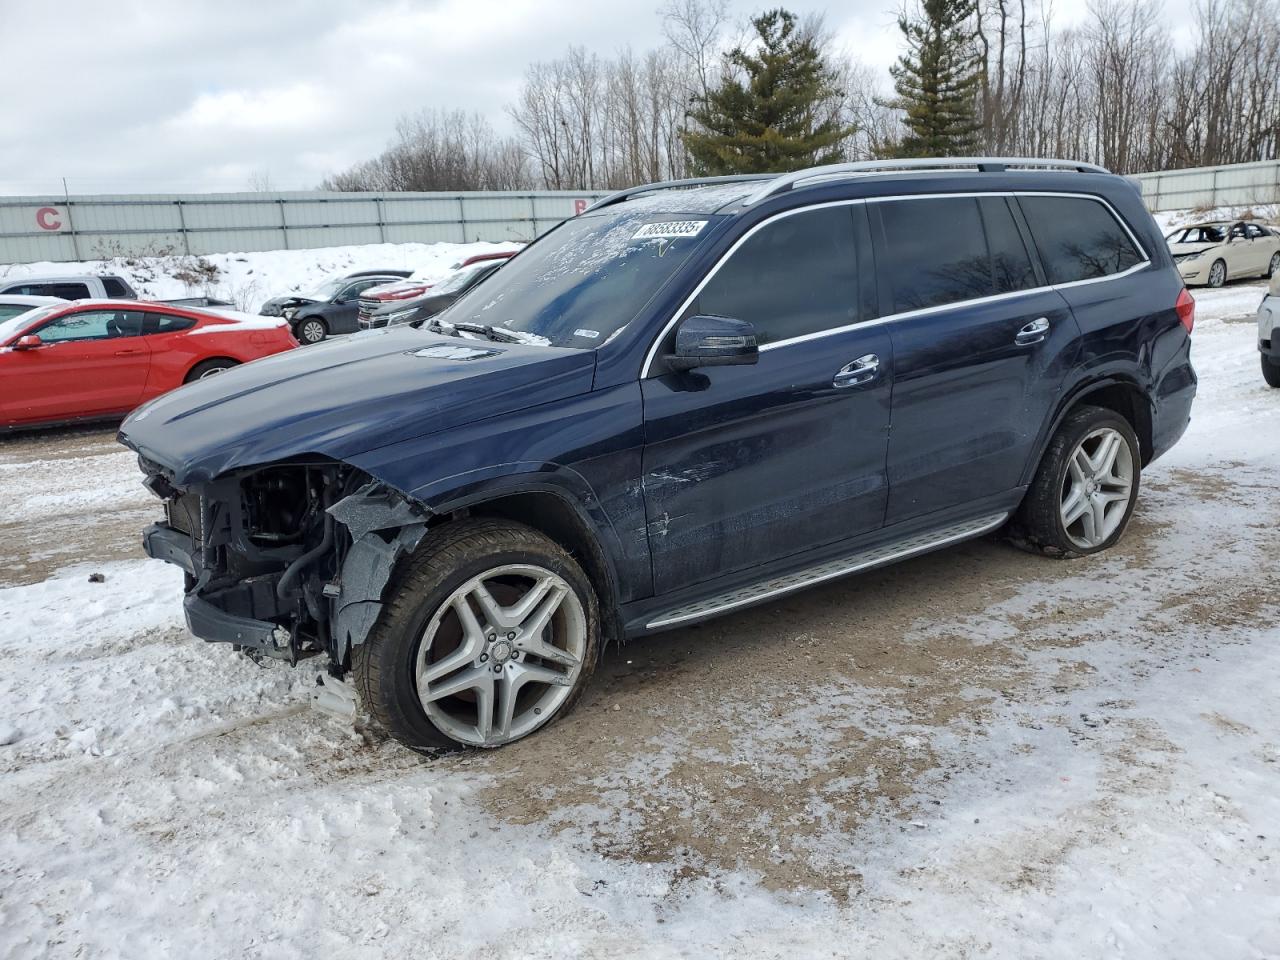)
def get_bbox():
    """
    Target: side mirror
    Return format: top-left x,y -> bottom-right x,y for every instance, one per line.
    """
13,334 -> 43,351
664,315 -> 758,372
